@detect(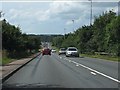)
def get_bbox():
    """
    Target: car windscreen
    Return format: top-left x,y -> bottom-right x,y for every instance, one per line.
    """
61,48 -> 66,51
68,48 -> 77,51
